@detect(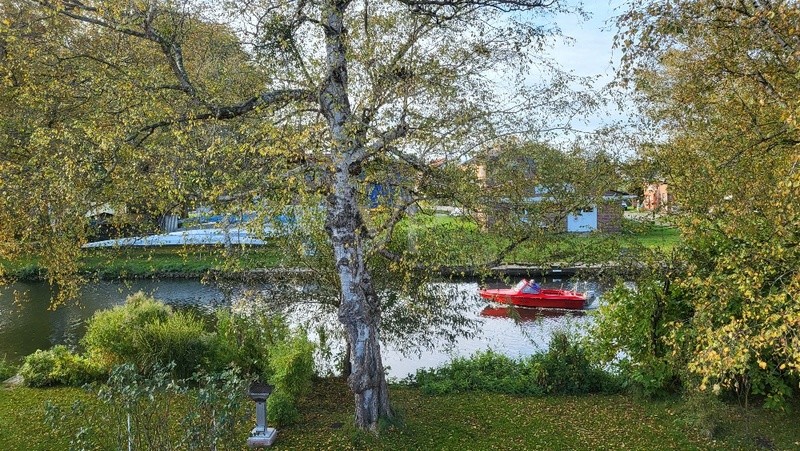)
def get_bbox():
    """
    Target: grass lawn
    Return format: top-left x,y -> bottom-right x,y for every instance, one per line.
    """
624,224 -> 681,251
2,379 -> 798,450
